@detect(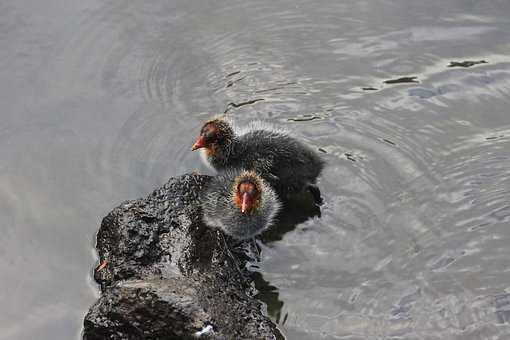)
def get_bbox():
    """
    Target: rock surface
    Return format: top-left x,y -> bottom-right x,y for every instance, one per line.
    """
83,174 -> 280,340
